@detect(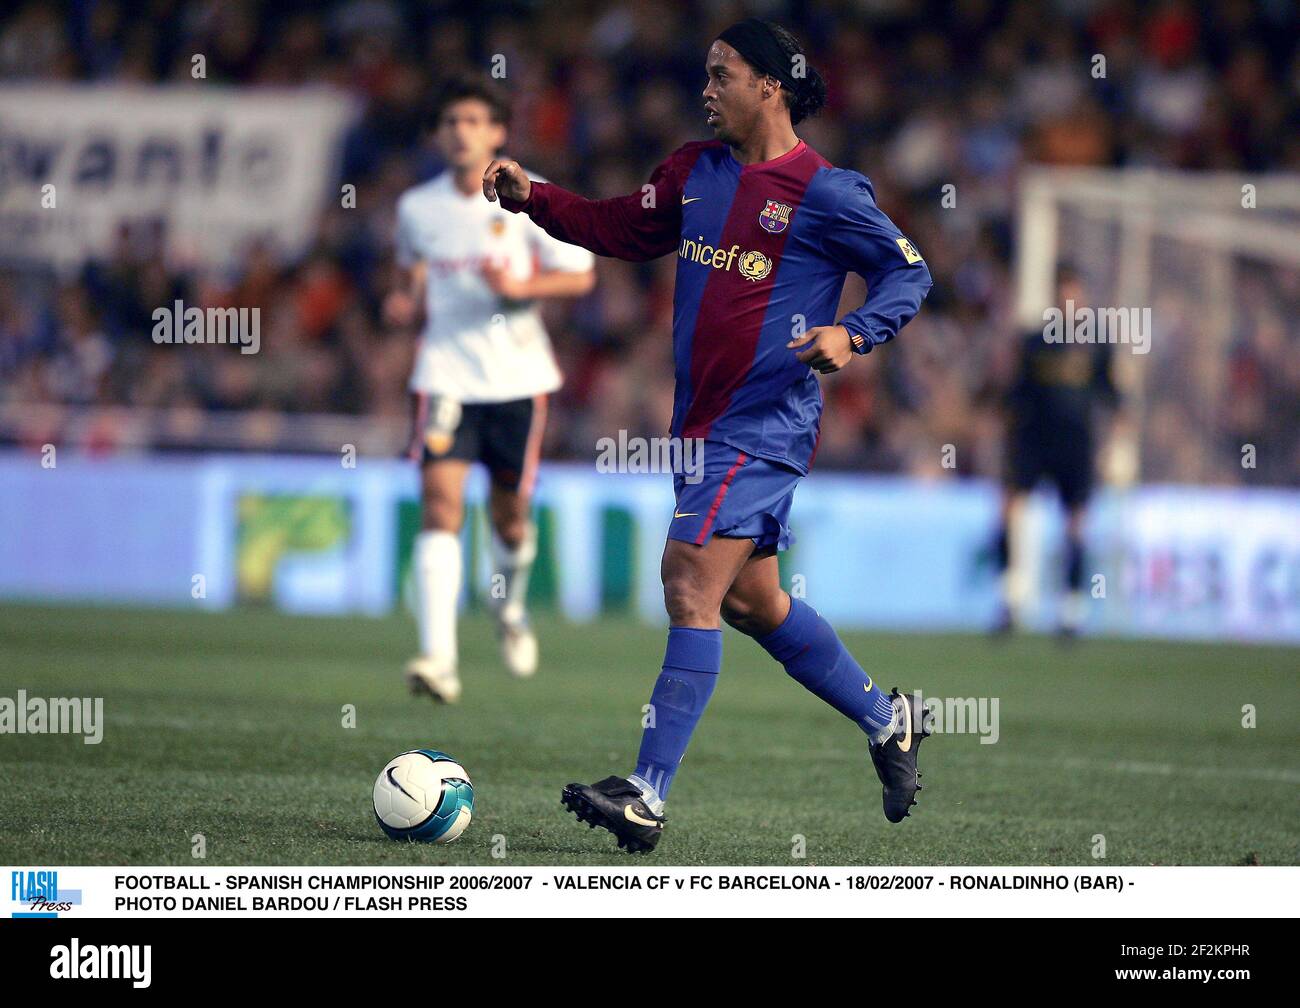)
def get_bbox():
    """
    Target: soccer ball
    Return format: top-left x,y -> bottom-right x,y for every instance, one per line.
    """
373,749 -> 474,843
